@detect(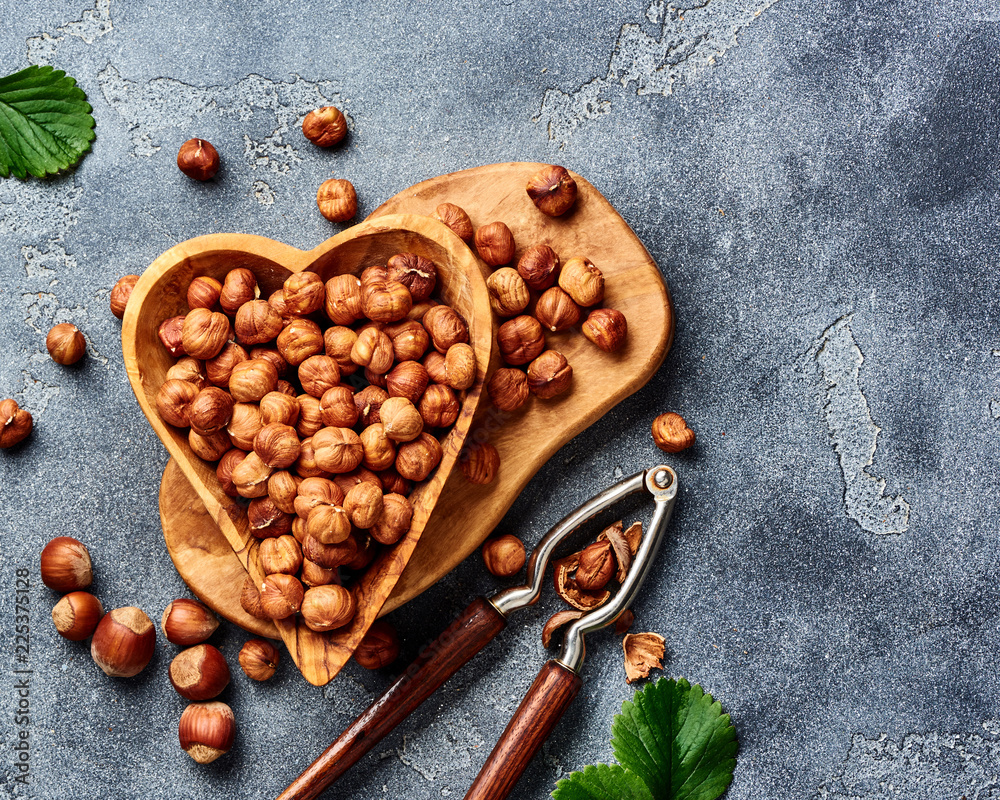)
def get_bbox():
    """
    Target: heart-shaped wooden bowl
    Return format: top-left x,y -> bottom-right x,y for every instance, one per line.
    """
122,213 -> 492,685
